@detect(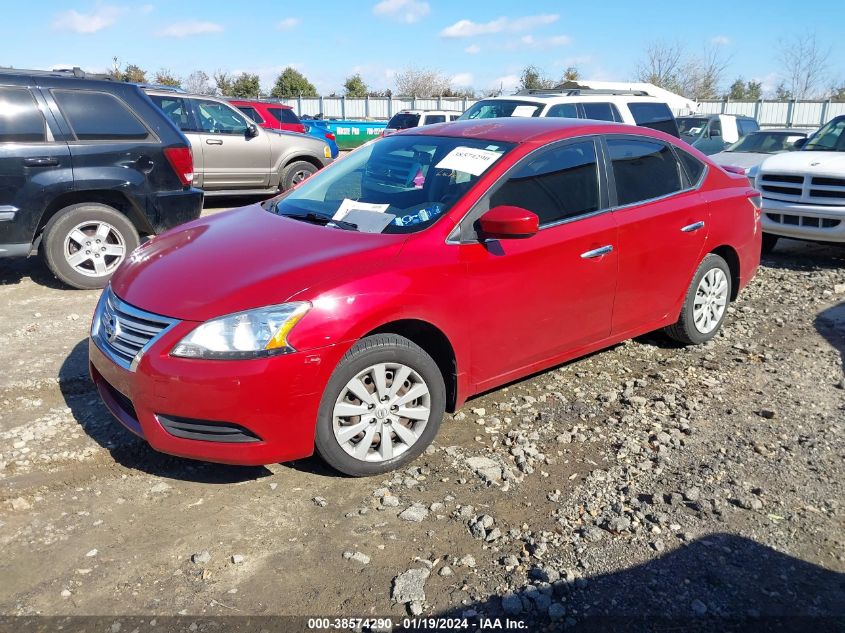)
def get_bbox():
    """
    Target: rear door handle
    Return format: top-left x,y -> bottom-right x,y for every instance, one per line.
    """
206,139 -> 223,145
681,221 -> 705,233
23,157 -> 60,167
580,245 -> 613,259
